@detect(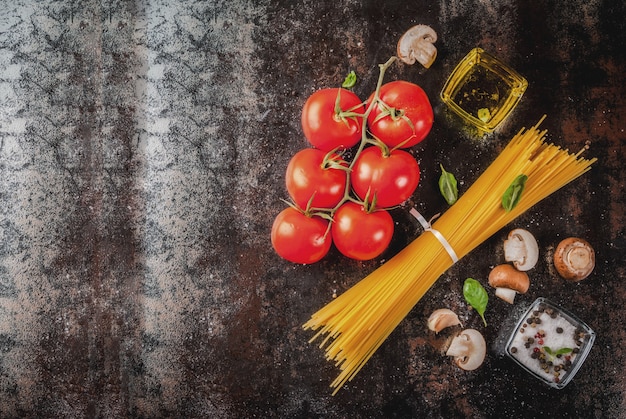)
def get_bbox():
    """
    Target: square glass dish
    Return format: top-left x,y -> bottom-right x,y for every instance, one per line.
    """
505,297 -> 595,389
440,47 -> 528,133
